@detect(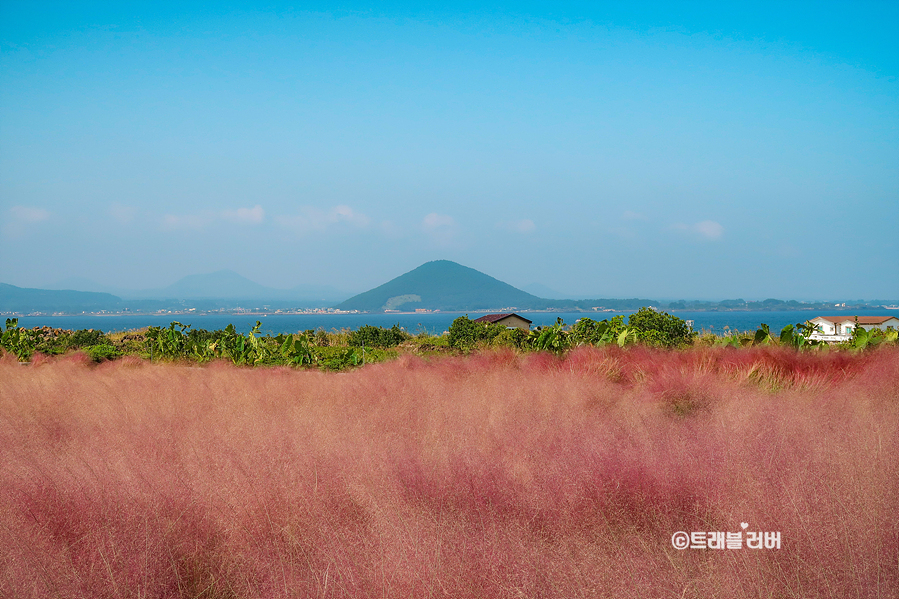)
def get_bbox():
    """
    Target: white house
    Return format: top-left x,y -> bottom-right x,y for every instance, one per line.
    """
808,316 -> 899,342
